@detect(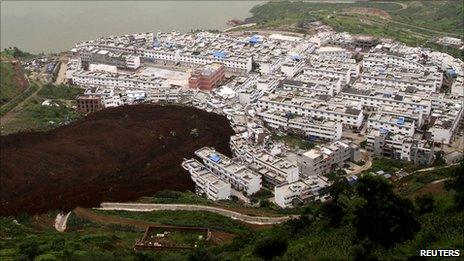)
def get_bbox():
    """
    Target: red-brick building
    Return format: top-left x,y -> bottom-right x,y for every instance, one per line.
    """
76,95 -> 103,113
188,63 -> 225,91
